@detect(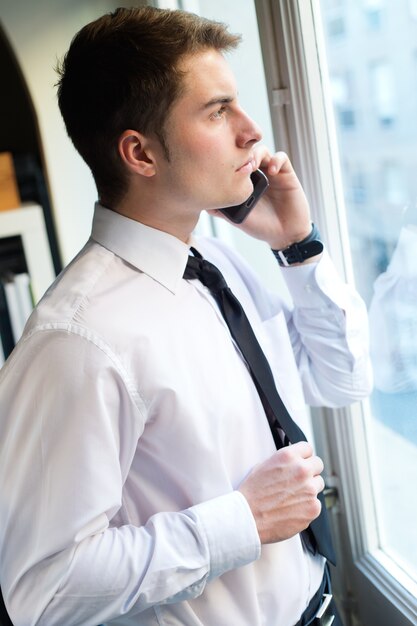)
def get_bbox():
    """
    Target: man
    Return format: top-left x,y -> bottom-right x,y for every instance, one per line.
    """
0,7 -> 371,626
